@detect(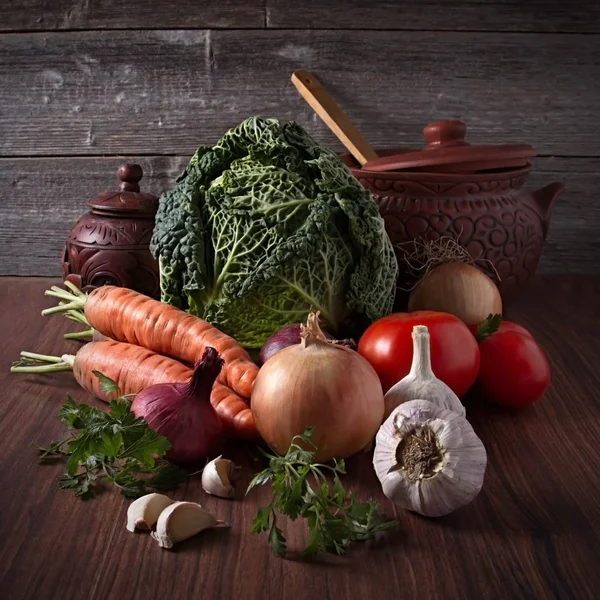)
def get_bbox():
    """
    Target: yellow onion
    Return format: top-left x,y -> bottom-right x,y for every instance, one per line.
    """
251,311 -> 384,462
408,262 -> 502,326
